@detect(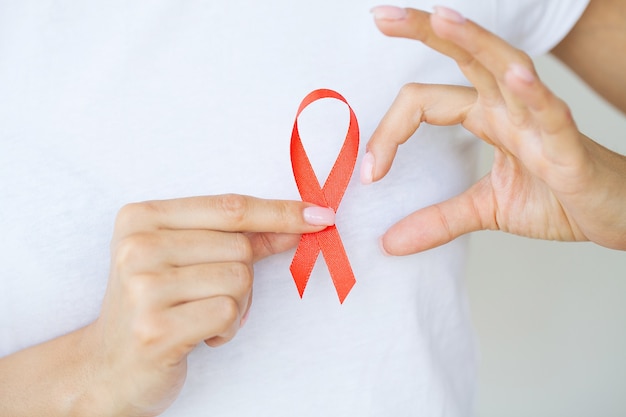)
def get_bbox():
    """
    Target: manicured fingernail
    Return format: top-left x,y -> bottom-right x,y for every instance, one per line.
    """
508,63 -> 535,84
360,151 -> 375,185
433,6 -> 466,24
240,309 -> 250,327
378,236 -> 392,257
370,5 -> 408,21
303,206 -> 335,226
